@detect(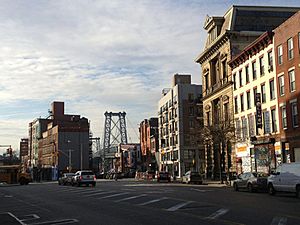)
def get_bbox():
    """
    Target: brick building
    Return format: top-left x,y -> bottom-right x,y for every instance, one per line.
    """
195,5 -> 299,179
274,10 -> 300,162
139,118 -> 159,172
29,102 -> 90,180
